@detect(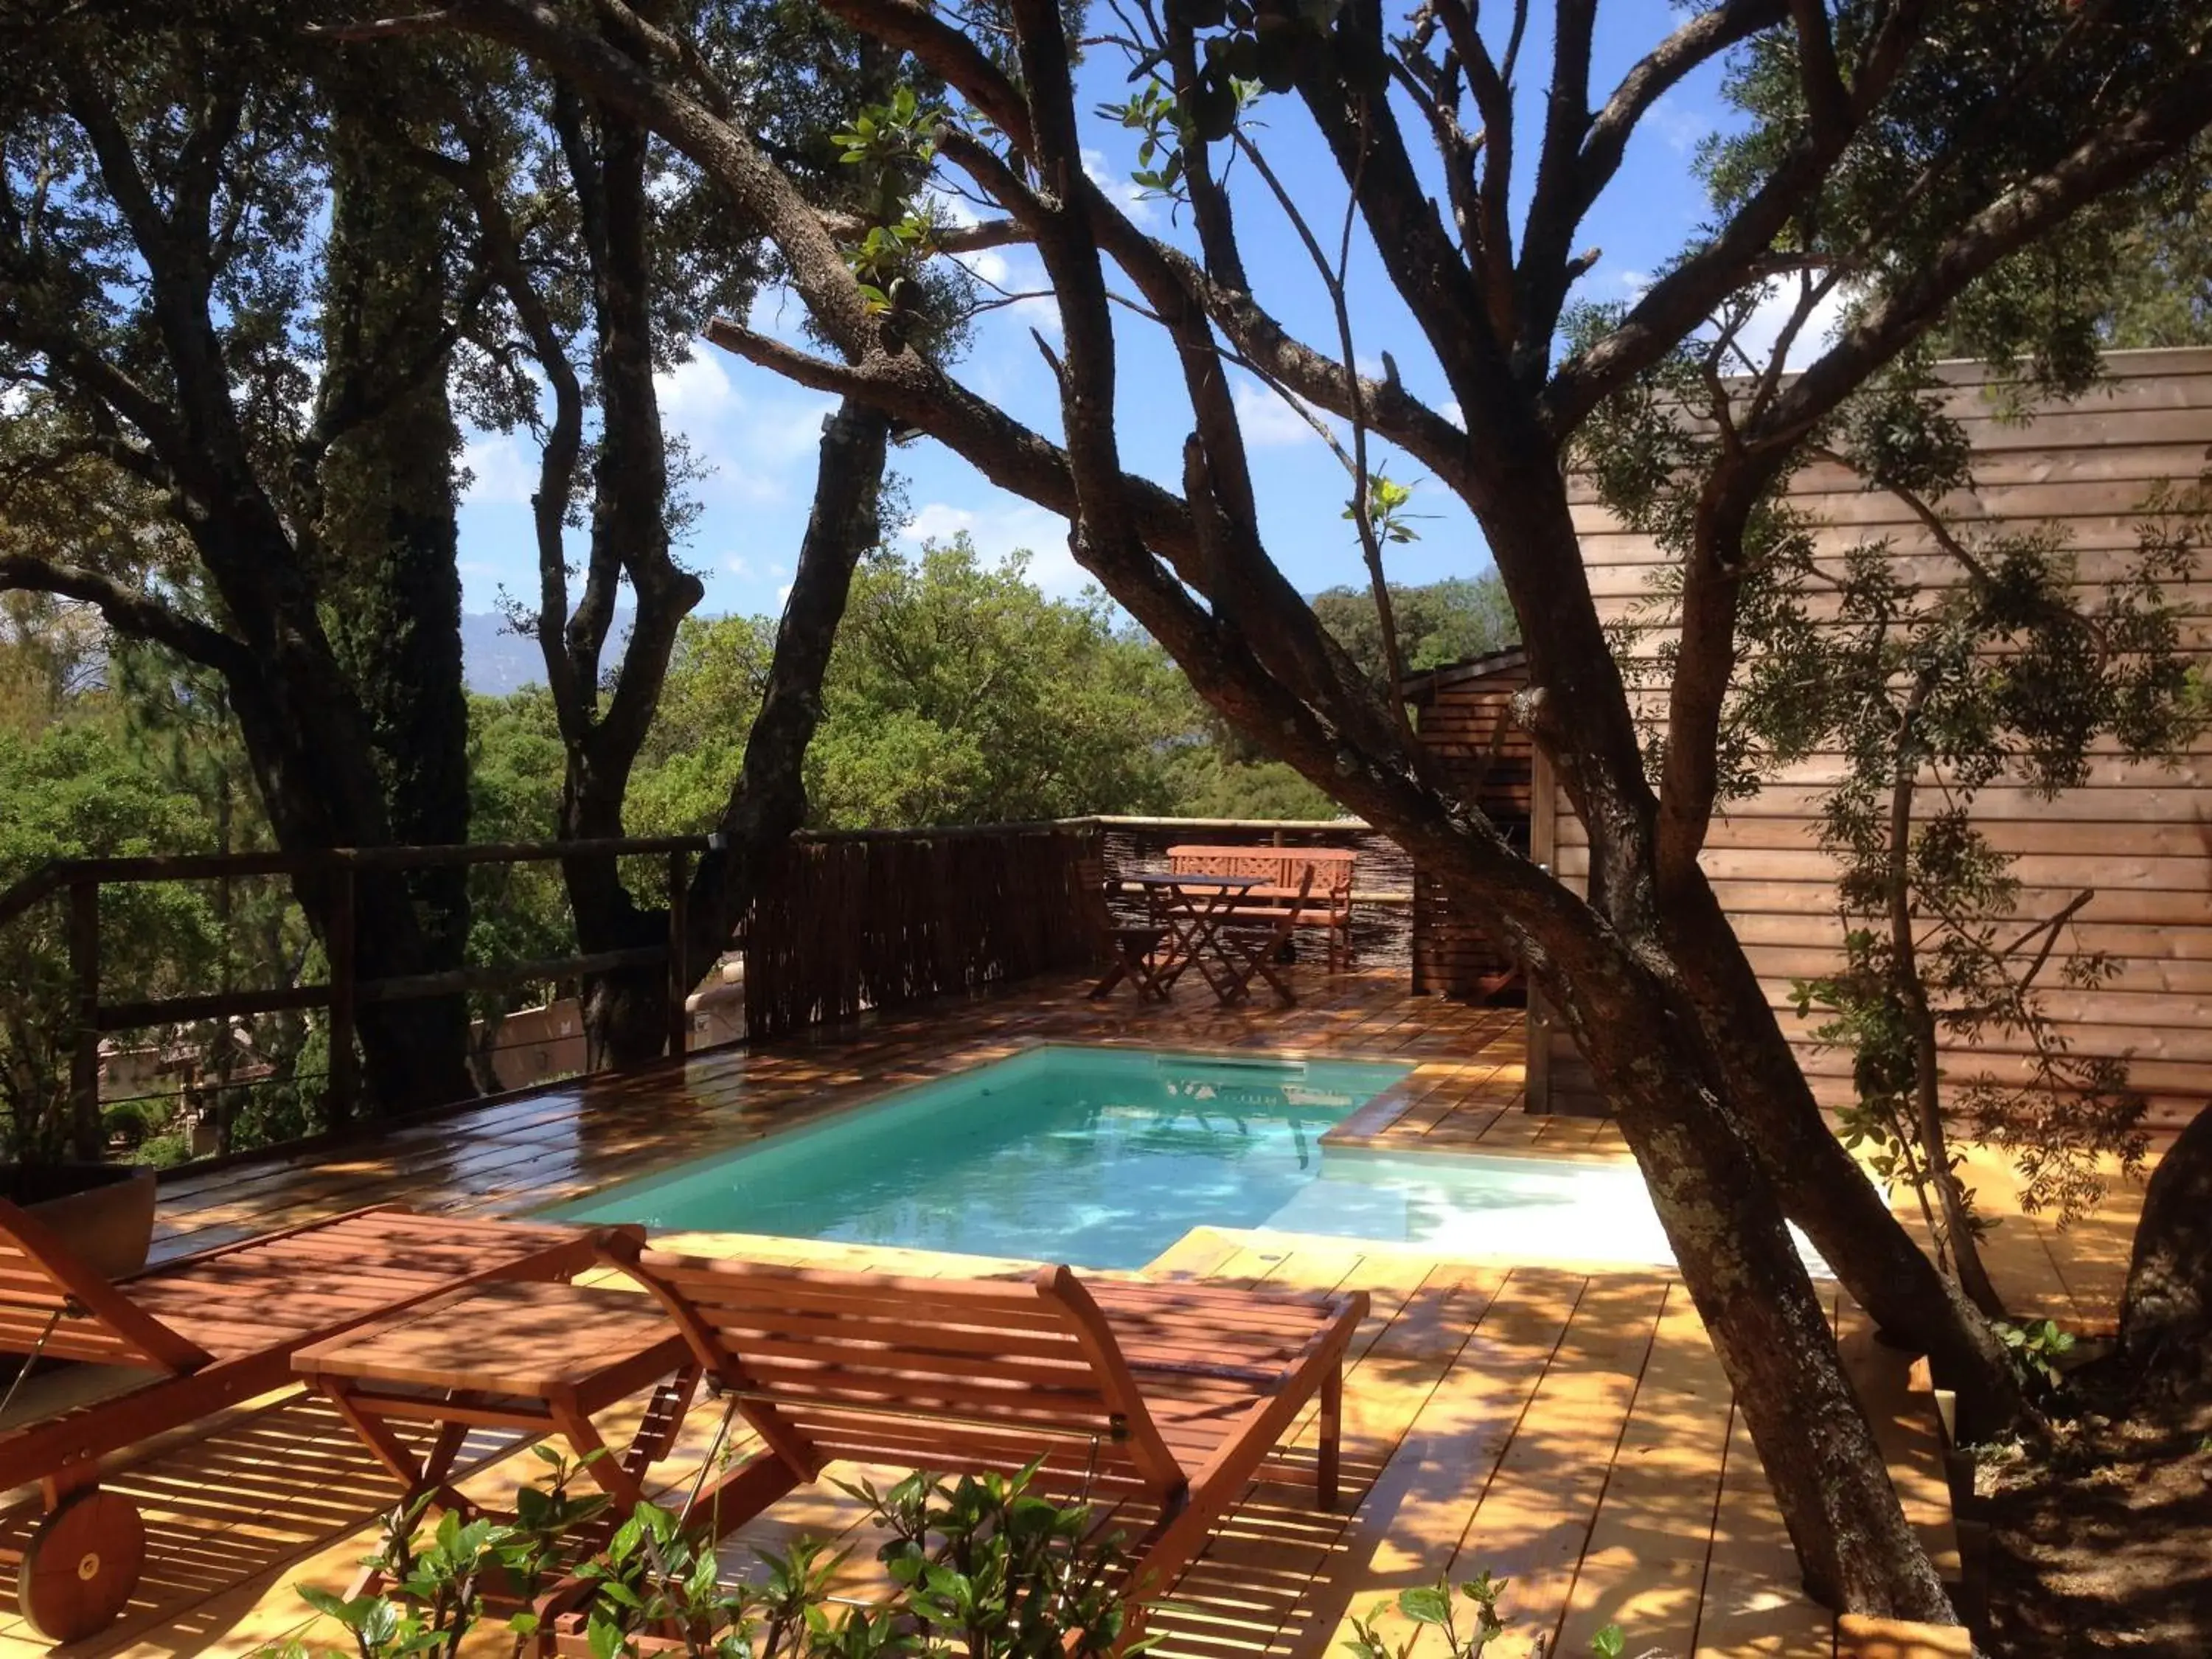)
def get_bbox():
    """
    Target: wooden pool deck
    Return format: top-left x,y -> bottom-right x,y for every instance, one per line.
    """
0,969 -> 2135,1659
